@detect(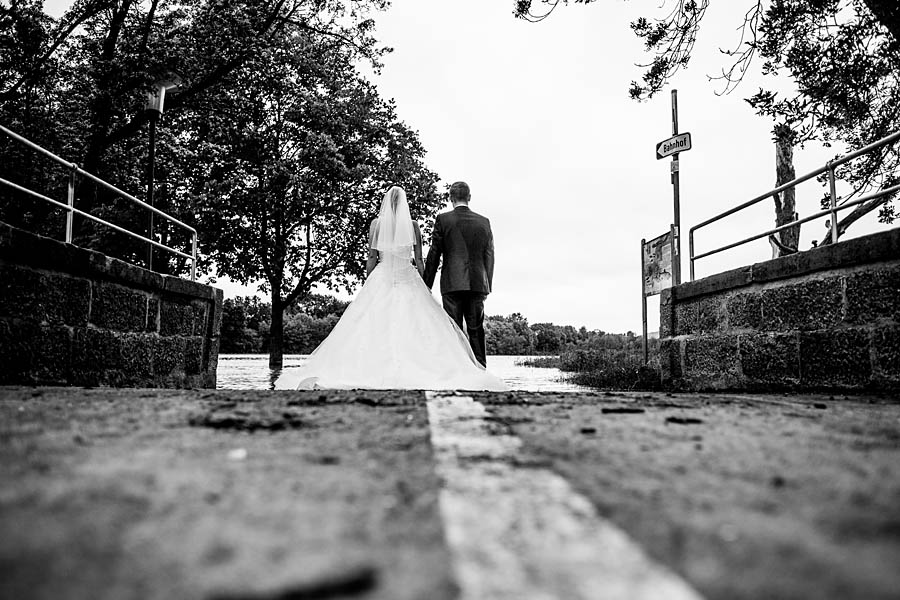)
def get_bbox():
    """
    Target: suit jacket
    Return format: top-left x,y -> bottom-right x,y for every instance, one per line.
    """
424,205 -> 494,295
